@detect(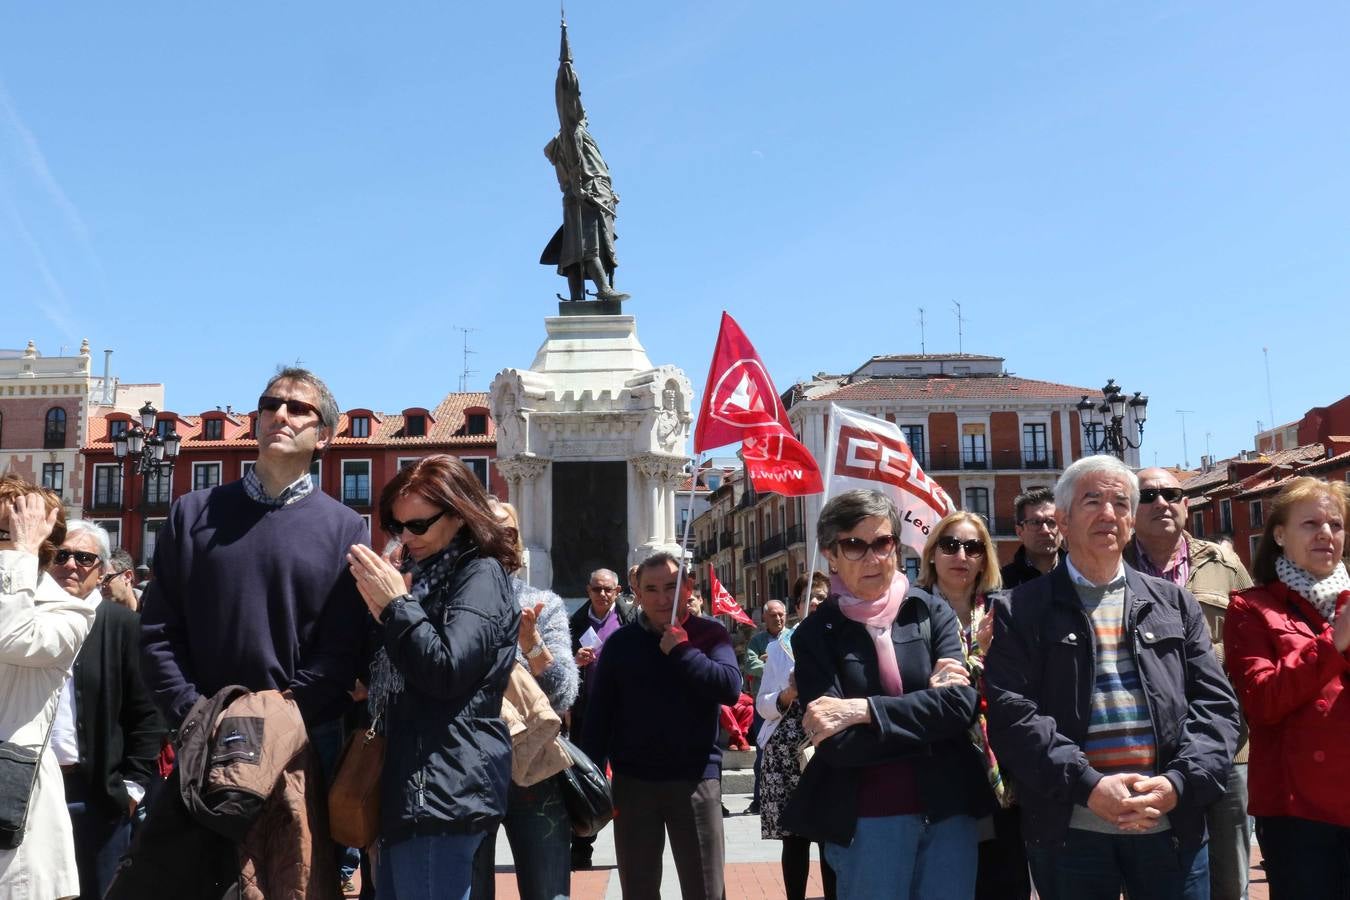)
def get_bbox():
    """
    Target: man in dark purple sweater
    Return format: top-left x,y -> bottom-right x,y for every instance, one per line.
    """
139,368 -> 368,728
582,552 -> 741,900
